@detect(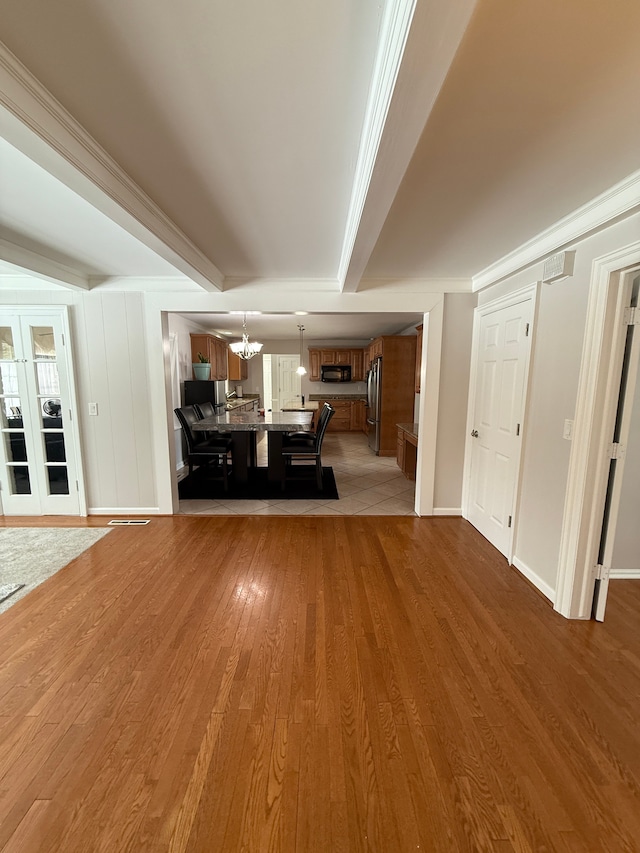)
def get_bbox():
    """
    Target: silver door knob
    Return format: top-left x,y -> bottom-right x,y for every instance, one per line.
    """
471,429 -> 479,438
